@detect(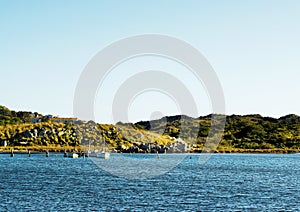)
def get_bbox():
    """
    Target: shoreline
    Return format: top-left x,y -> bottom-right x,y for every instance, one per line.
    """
1,146 -> 299,154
